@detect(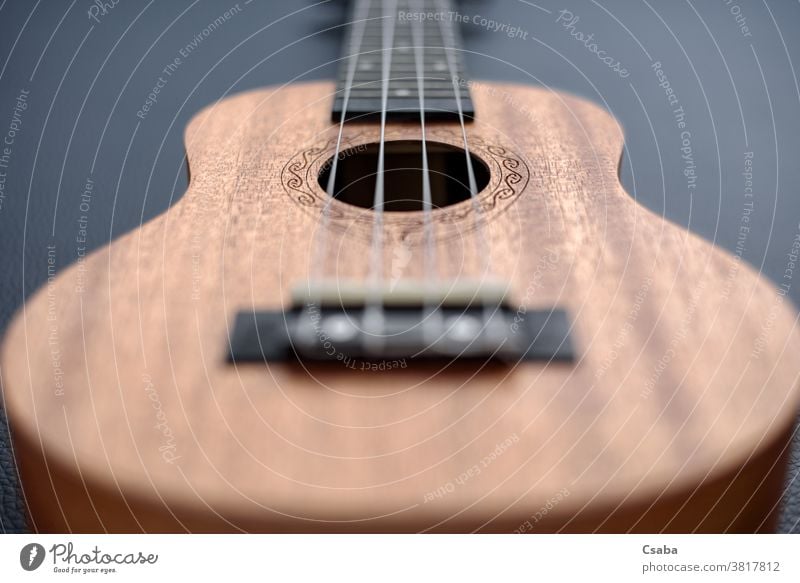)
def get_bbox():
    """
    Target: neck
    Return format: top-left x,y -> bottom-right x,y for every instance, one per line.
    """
332,0 -> 474,122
